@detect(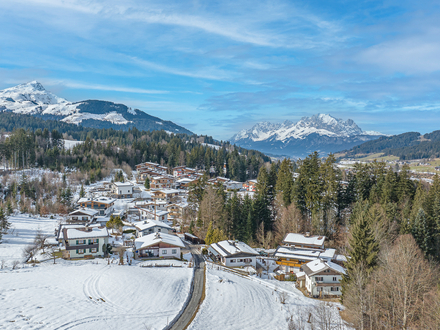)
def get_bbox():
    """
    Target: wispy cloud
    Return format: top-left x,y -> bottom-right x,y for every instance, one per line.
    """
45,79 -> 169,94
